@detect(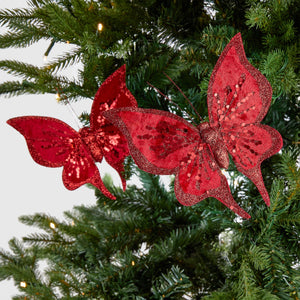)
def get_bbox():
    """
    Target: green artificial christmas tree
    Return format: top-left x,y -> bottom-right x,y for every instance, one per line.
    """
0,0 -> 299,299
